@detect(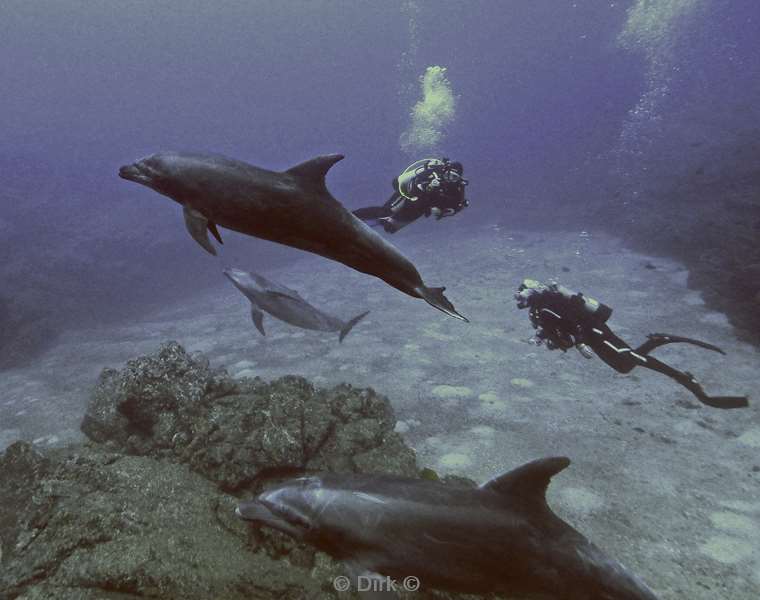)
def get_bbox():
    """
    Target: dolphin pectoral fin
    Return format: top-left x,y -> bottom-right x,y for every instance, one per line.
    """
480,457 -> 571,506
207,221 -> 224,244
286,154 -> 345,191
416,286 -> 469,322
344,561 -> 399,599
339,311 -> 370,343
250,306 -> 266,336
182,205 -> 217,255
